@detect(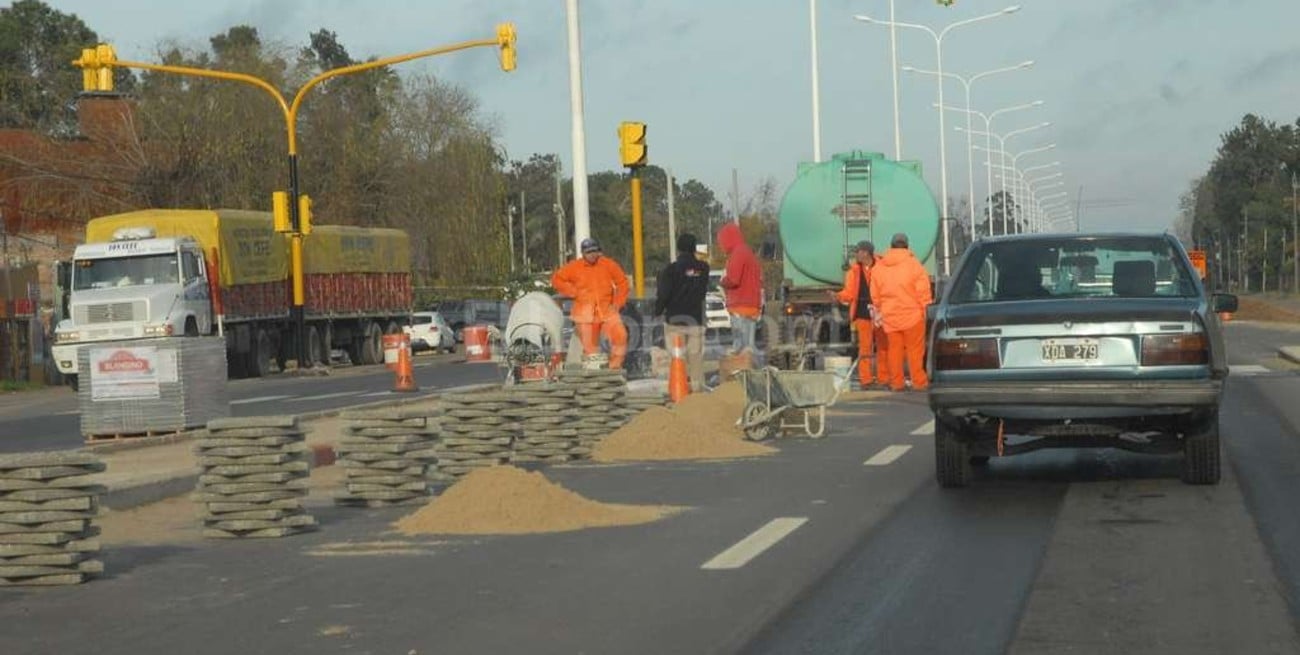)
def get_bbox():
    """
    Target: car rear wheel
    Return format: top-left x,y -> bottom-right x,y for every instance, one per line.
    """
935,417 -> 973,488
1182,414 -> 1221,485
